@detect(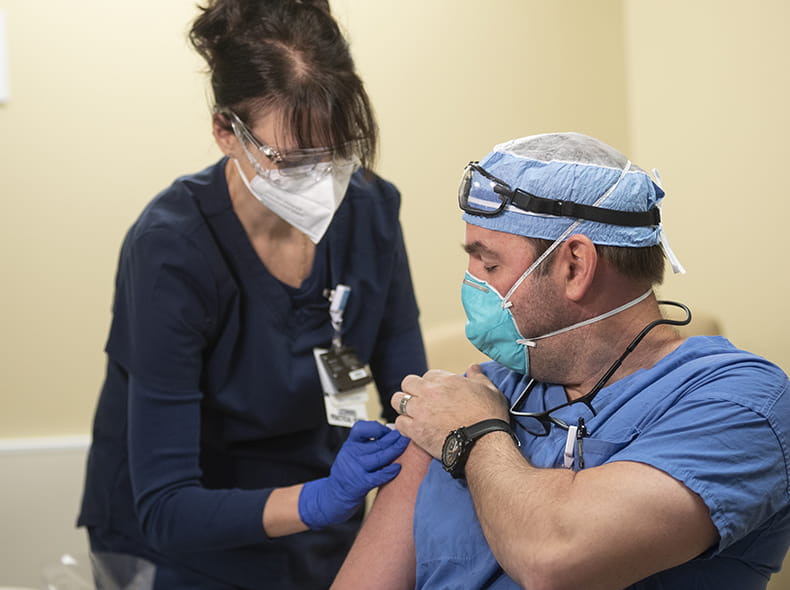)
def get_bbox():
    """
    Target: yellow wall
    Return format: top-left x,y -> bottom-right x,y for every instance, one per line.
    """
0,0 -> 786,439
625,0 -> 790,374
